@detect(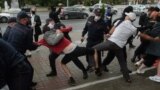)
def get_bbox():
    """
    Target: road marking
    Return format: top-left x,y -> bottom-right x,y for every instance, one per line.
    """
64,67 -> 155,90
